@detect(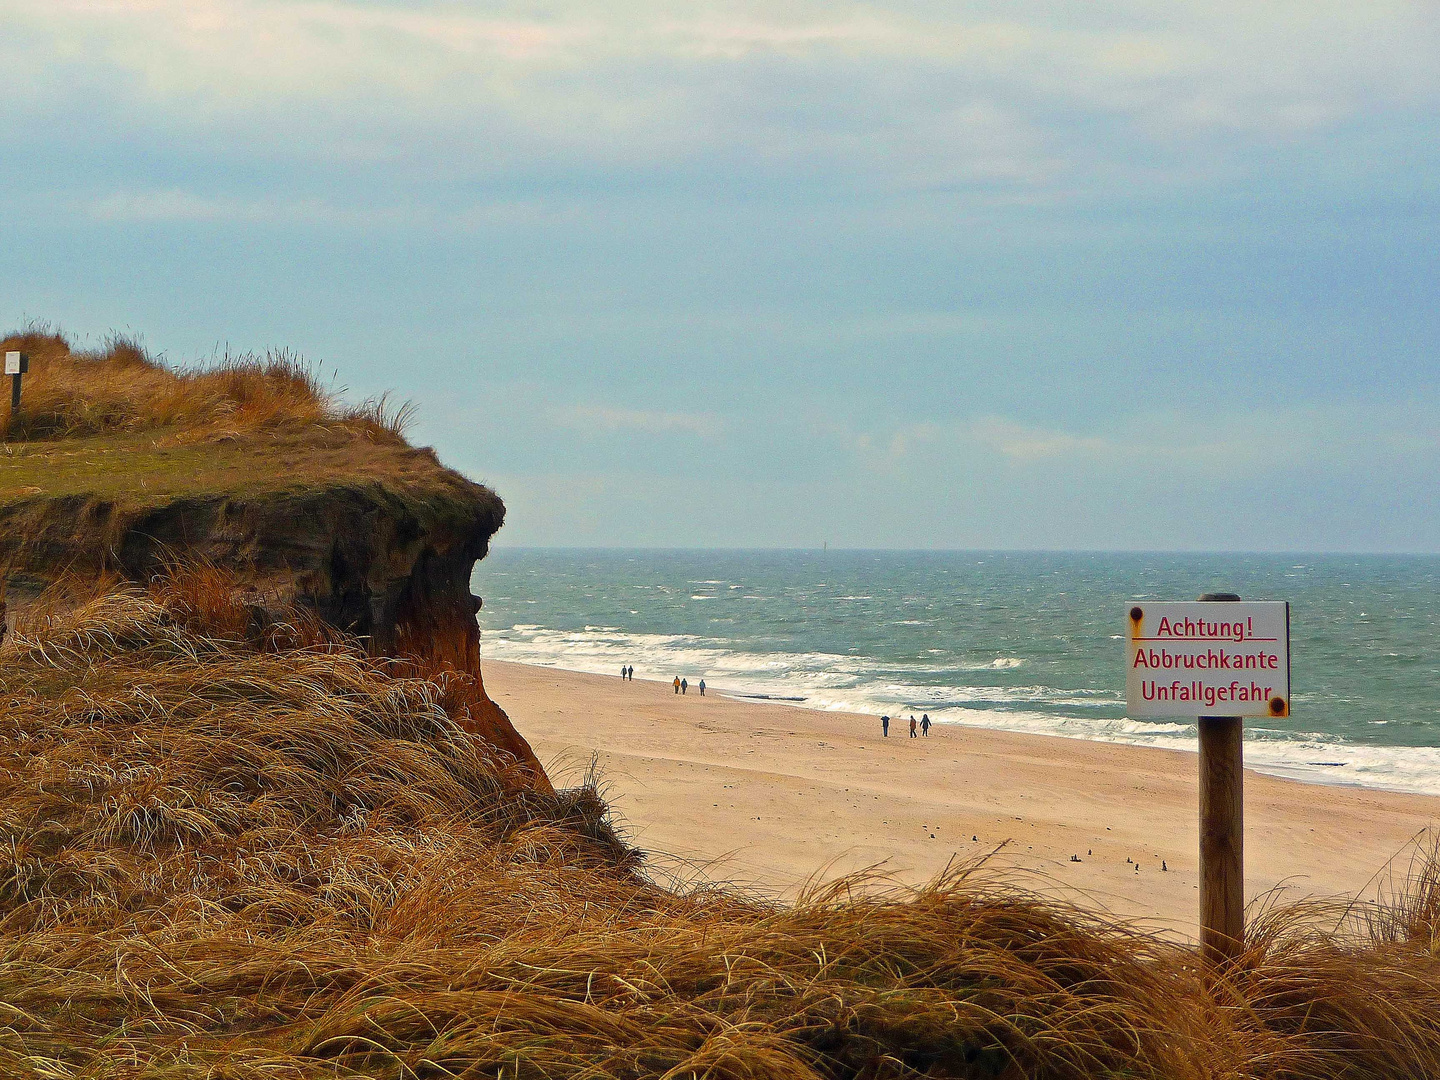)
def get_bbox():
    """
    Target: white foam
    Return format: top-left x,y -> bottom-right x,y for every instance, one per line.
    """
479,621 -> 1440,797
